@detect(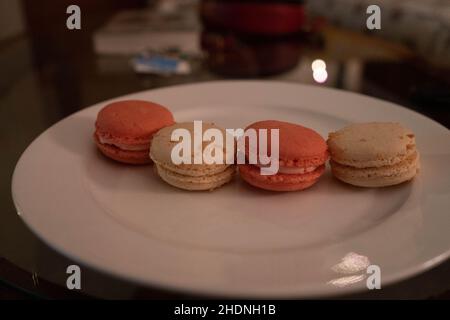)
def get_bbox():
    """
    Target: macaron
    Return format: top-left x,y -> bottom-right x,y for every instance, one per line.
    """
327,122 -> 420,187
94,100 -> 175,164
150,122 -> 236,191
238,120 -> 328,191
